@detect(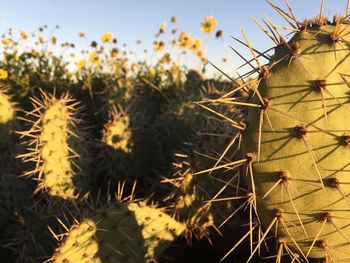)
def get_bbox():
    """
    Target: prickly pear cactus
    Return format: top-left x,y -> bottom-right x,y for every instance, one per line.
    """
102,107 -> 132,154
51,202 -> 185,263
242,17 -> 350,261
19,92 -> 90,200
0,85 -> 15,148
